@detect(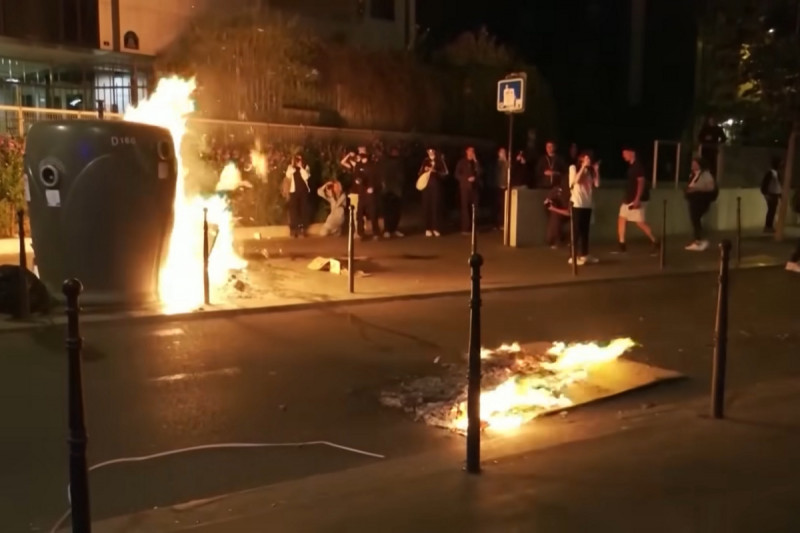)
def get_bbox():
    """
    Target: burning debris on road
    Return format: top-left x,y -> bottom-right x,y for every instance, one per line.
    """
380,338 -> 636,433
